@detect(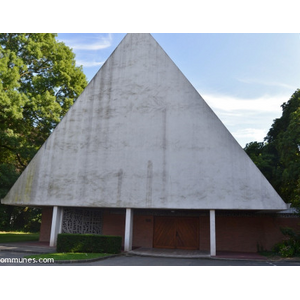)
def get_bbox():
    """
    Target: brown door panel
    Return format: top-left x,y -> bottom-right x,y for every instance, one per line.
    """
153,217 -> 176,248
176,217 -> 199,250
153,216 -> 199,250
